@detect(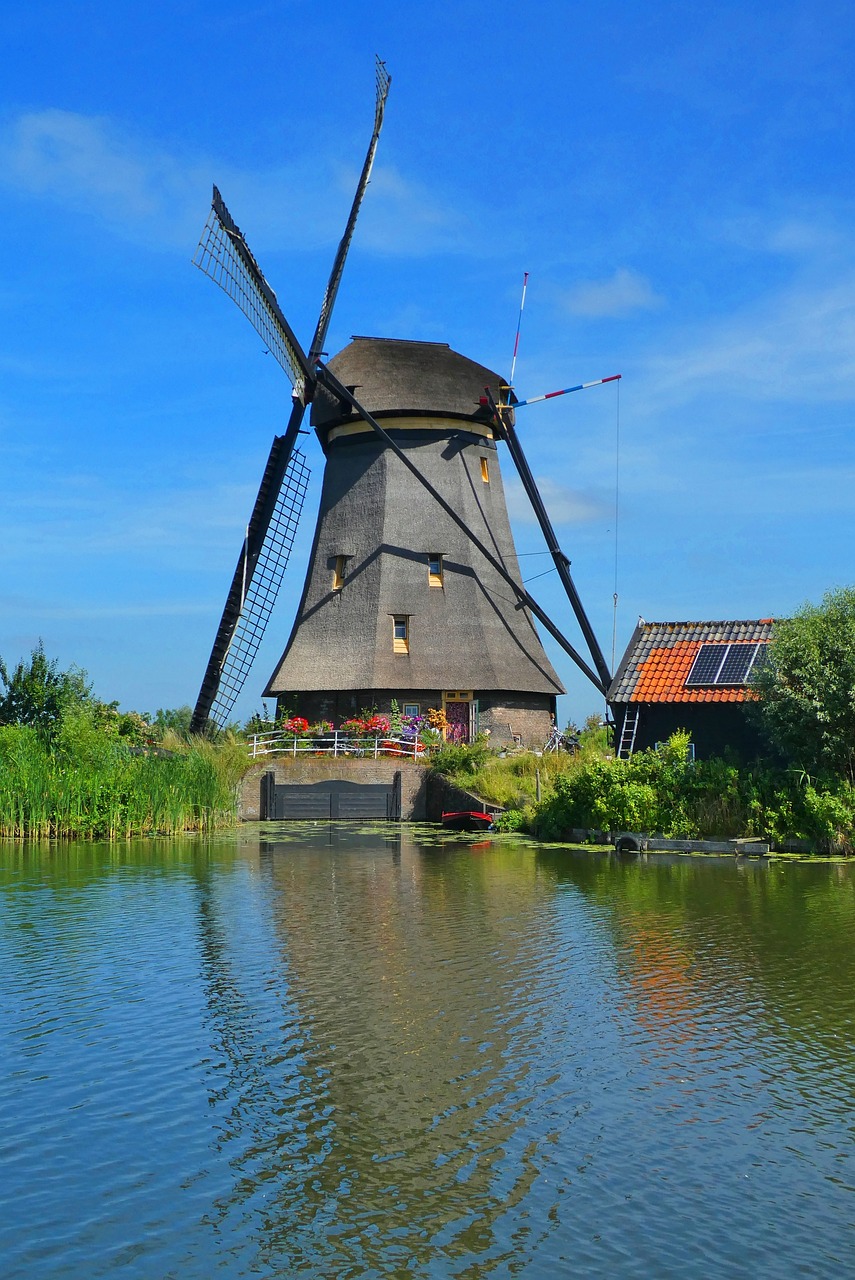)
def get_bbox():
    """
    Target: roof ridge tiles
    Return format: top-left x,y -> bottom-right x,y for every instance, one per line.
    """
641,618 -> 774,629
